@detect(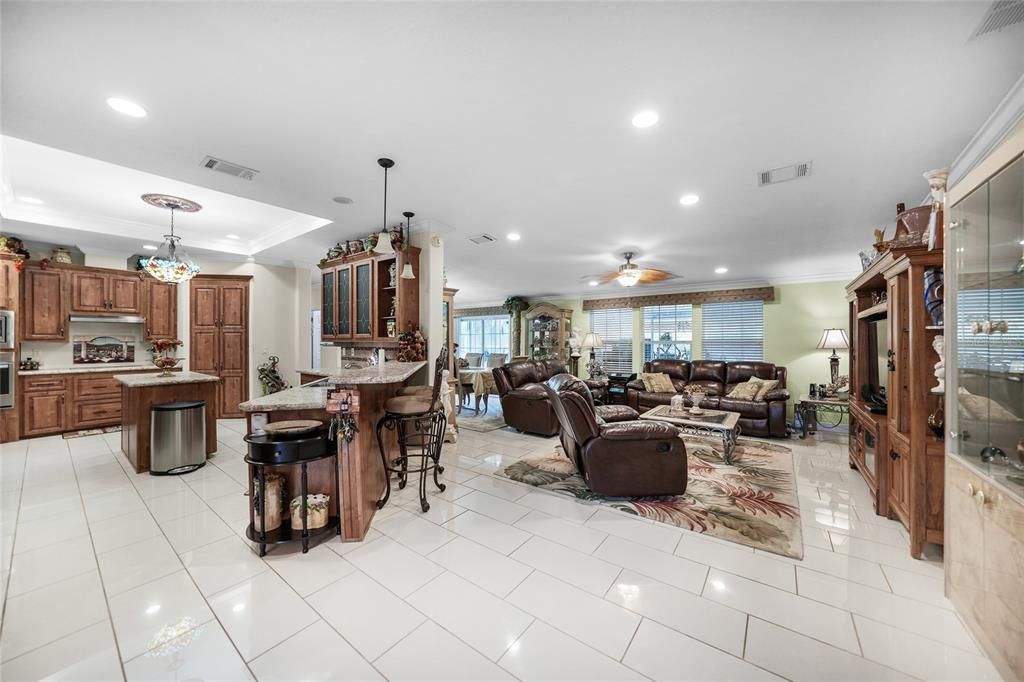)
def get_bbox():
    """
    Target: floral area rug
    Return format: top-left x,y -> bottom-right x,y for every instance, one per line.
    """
500,436 -> 804,559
